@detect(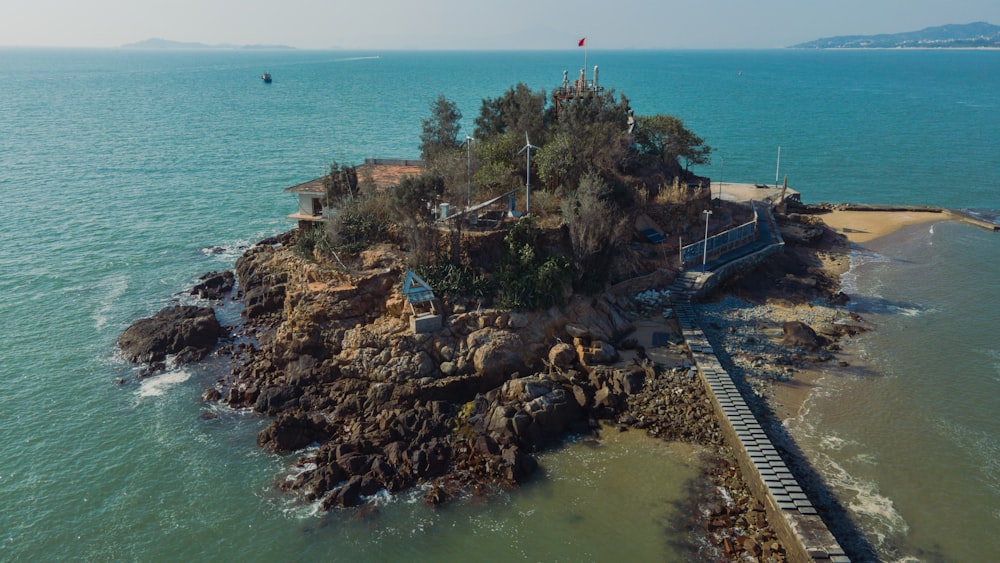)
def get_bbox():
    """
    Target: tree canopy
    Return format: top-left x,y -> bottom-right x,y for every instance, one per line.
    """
634,114 -> 712,171
420,95 -> 463,162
